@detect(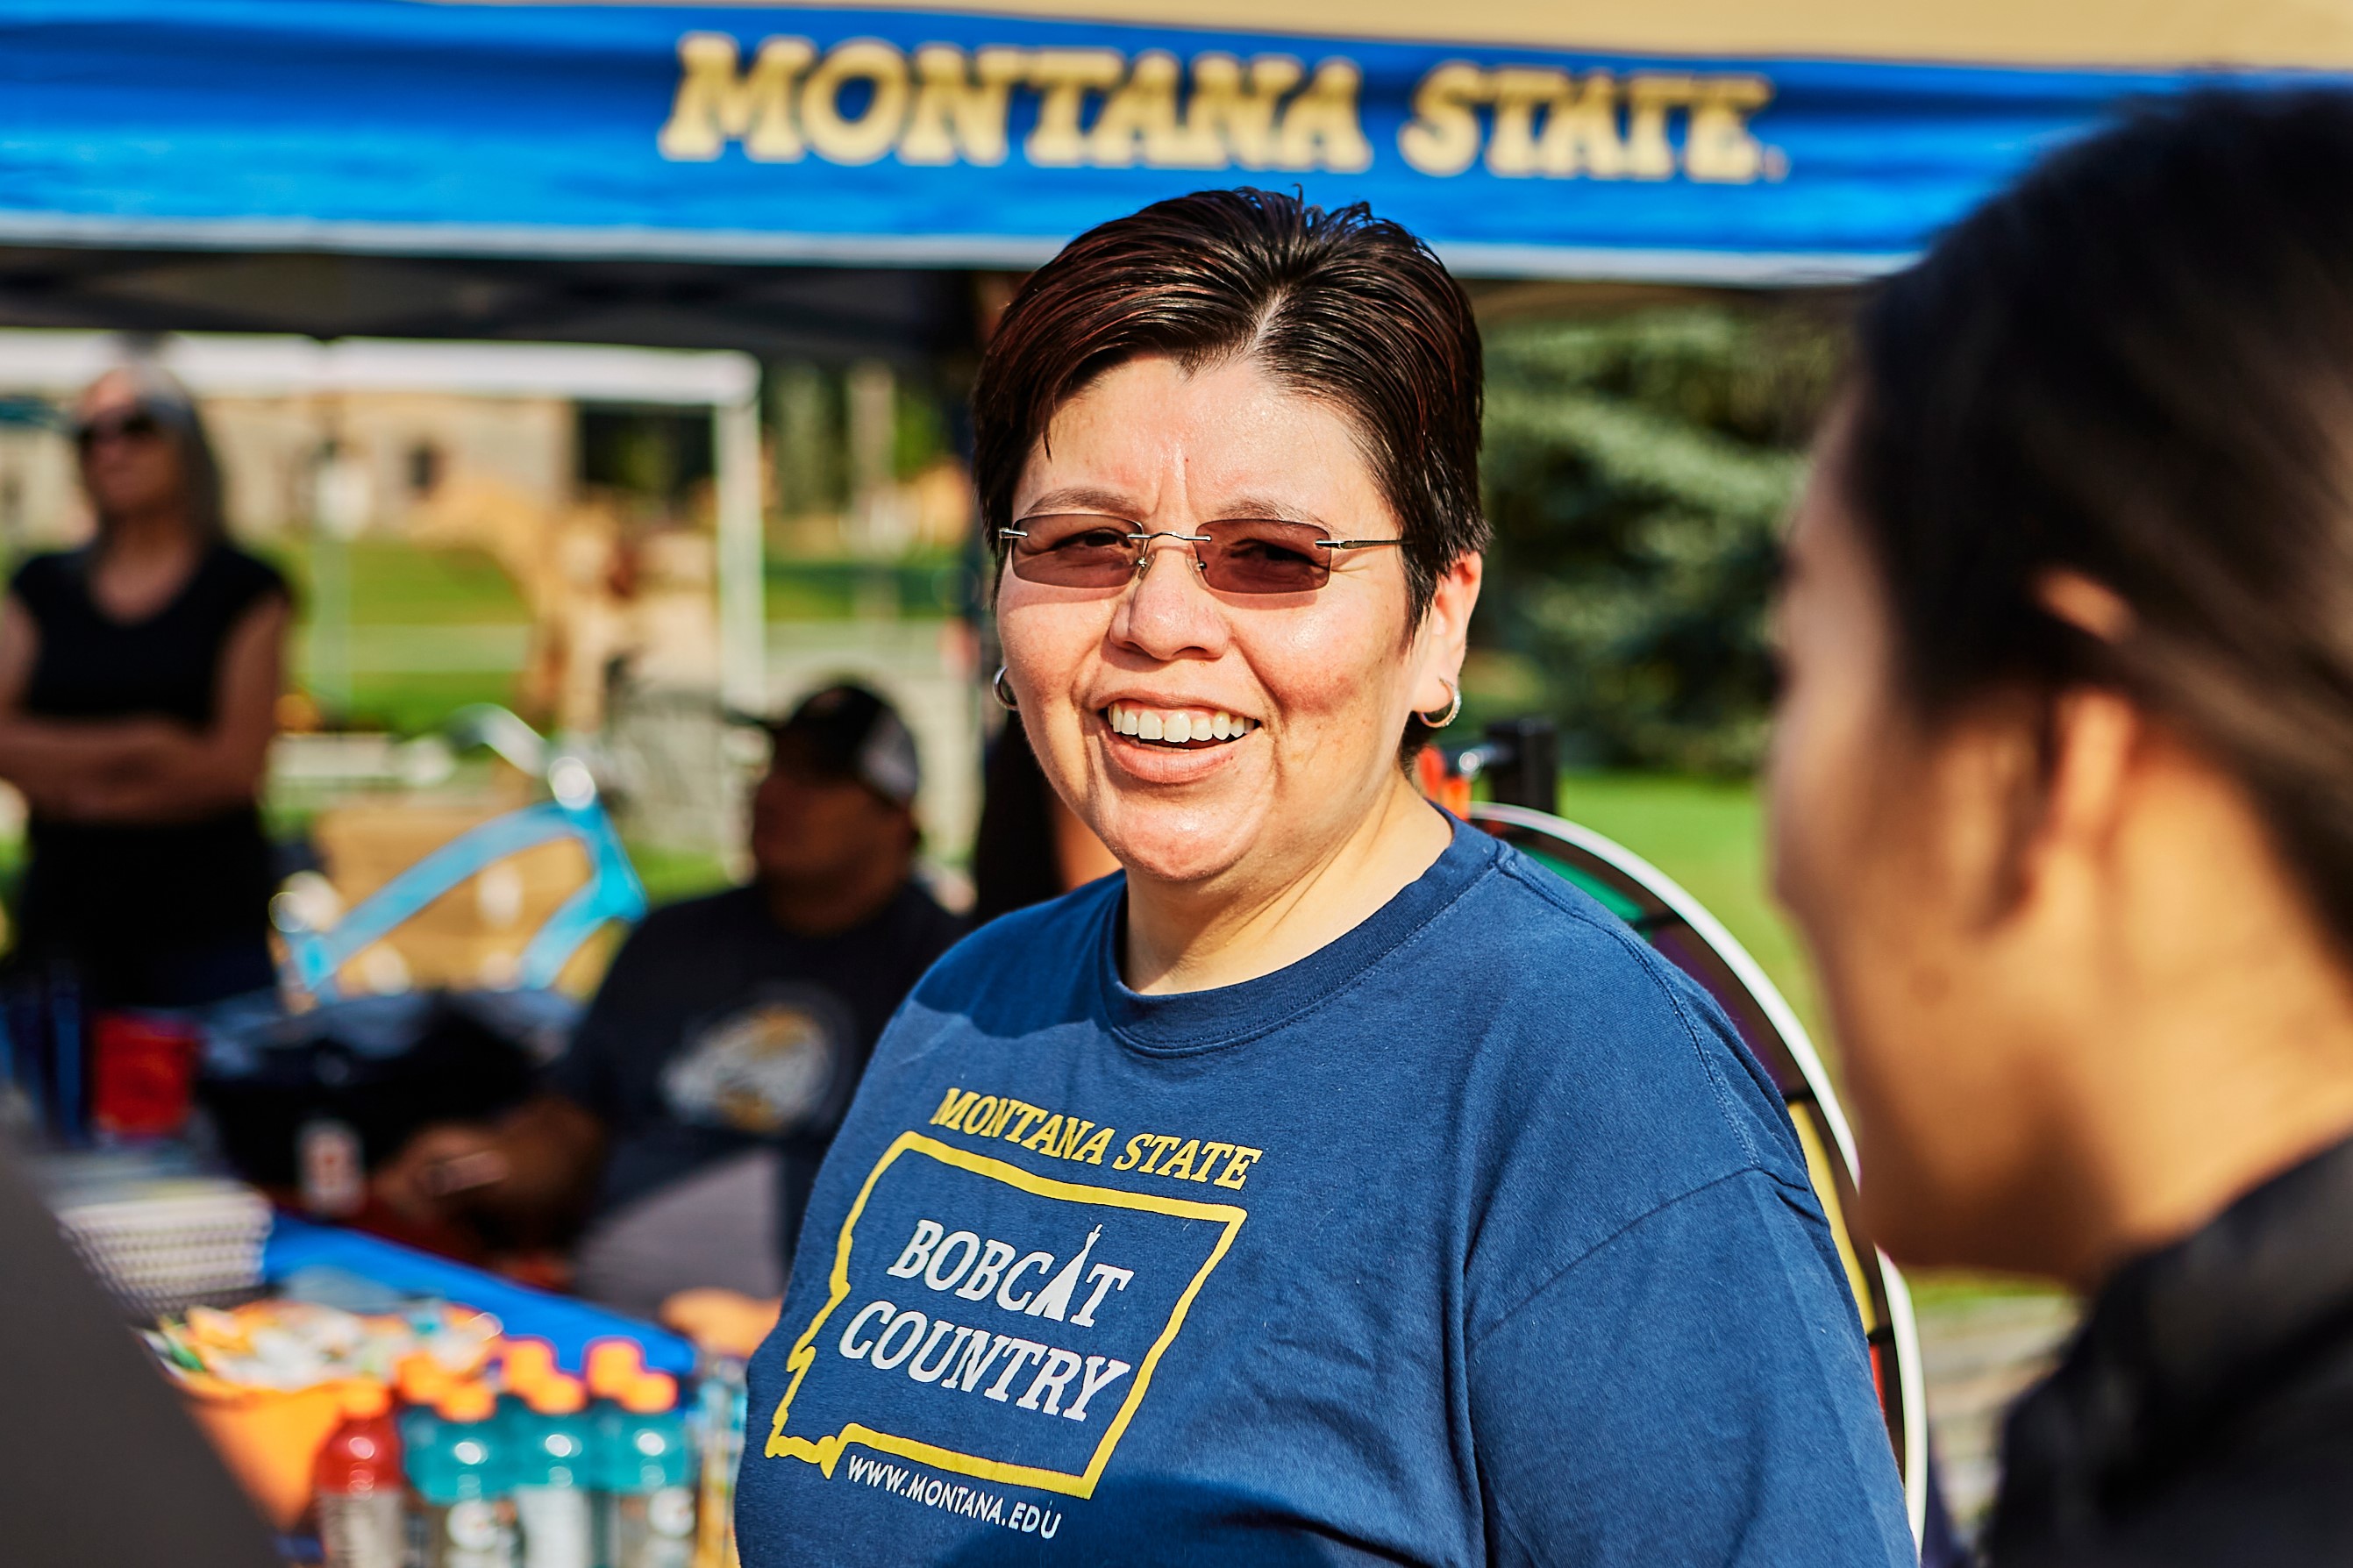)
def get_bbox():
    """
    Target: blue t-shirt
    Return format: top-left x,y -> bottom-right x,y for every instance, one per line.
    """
738,819 -> 1913,1565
